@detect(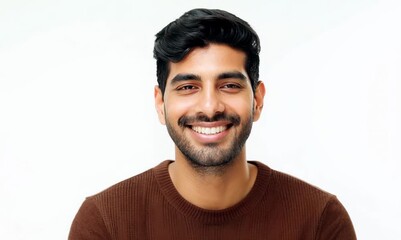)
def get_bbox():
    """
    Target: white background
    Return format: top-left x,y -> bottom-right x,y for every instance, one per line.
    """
1,0 -> 400,239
